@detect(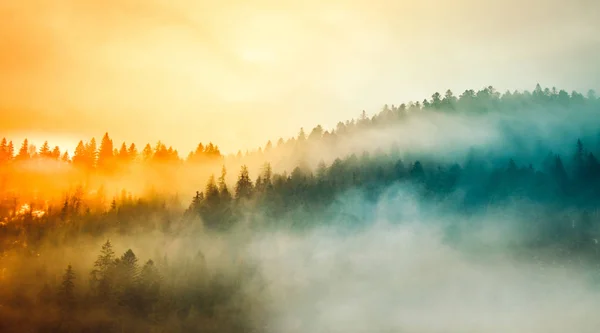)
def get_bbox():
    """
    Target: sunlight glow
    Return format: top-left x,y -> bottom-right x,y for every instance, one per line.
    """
238,47 -> 277,64
16,204 -> 46,219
